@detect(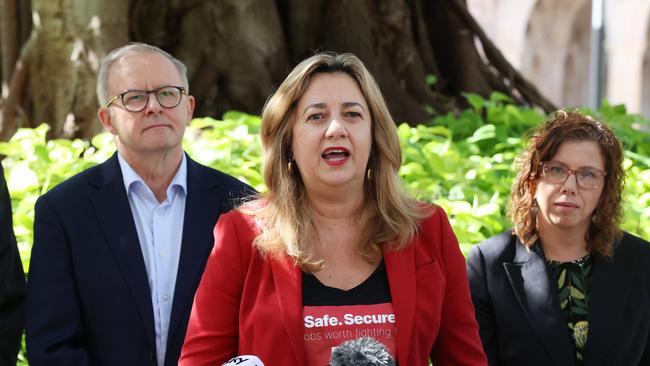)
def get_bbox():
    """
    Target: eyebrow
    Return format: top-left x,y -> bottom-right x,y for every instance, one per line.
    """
301,102 -> 366,115
549,160 -> 604,170
343,102 -> 366,111
302,103 -> 326,115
